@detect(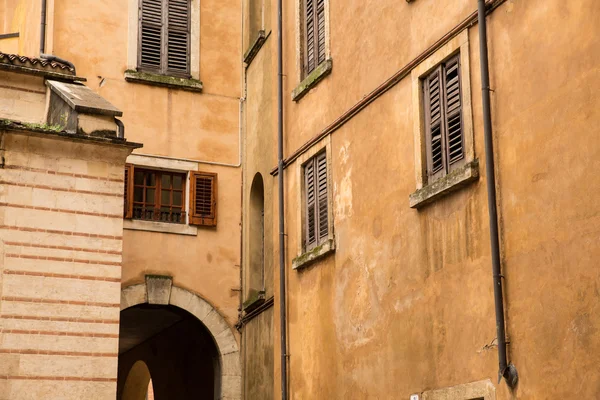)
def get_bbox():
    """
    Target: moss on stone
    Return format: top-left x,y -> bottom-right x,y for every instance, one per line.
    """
124,70 -> 203,92
292,238 -> 335,270
0,119 -> 63,133
243,289 -> 265,311
291,59 -> 333,101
